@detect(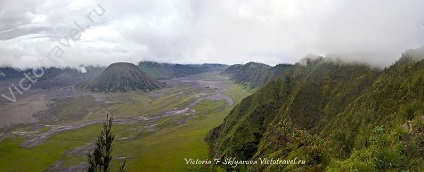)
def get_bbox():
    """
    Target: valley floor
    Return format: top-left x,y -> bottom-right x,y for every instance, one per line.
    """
0,72 -> 254,171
